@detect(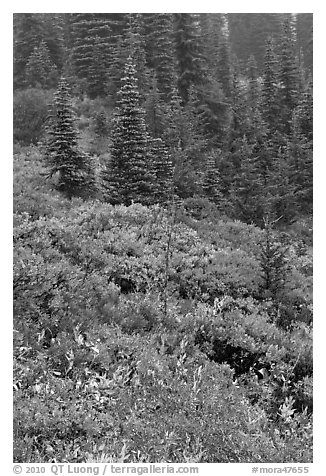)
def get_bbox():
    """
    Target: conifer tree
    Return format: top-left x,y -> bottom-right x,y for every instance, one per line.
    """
125,14 -> 150,100
102,57 -> 154,205
261,37 -> 281,137
174,13 -> 206,103
149,138 -> 174,203
259,217 -> 289,298
278,18 -> 300,135
247,55 -> 260,107
39,13 -> 65,69
107,14 -> 148,104
296,13 -> 313,71
144,74 -> 168,139
45,77 -> 96,198
216,32 -> 233,99
25,40 -> 58,89
199,13 -> 225,76
201,151 -> 222,204
292,74 -> 313,143
14,13 -> 45,89
163,86 -> 185,151
148,14 -> 177,101
71,14 -> 112,97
